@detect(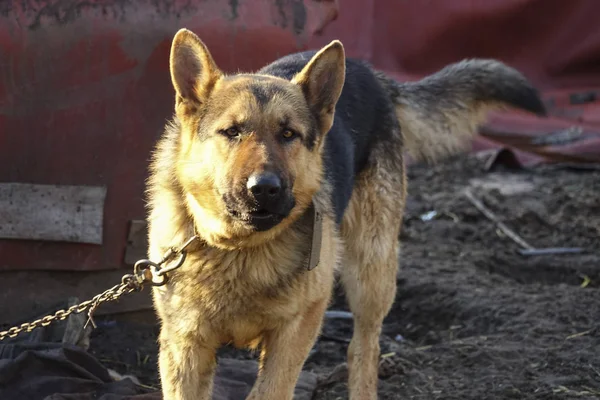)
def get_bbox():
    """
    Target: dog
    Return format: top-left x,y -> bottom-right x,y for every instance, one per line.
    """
146,28 -> 545,400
